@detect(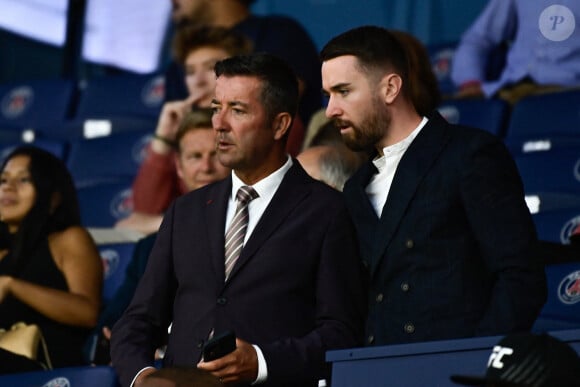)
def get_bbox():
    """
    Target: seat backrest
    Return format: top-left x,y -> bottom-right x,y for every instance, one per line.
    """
514,147 -> 580,194
0,365 -> 120,387
532,208 -> 580,244
427,41 -> 457,96
77,179 -> 134,227
532,262 -> 580,332
438,98 -> 509,137
75,73 -> 164,120
505,89 -> 580,154
98,241 -> 137,305
0,78 -> 76,129
67,130 -> 151,186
